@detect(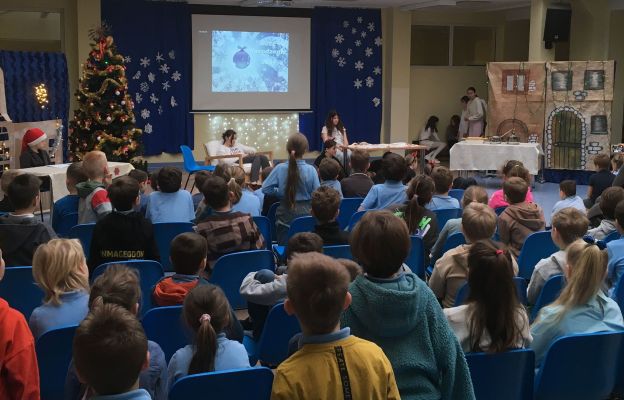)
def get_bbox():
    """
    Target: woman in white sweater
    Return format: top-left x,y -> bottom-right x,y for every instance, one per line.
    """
419,116 -> 446,164
218,129 -> 270,183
